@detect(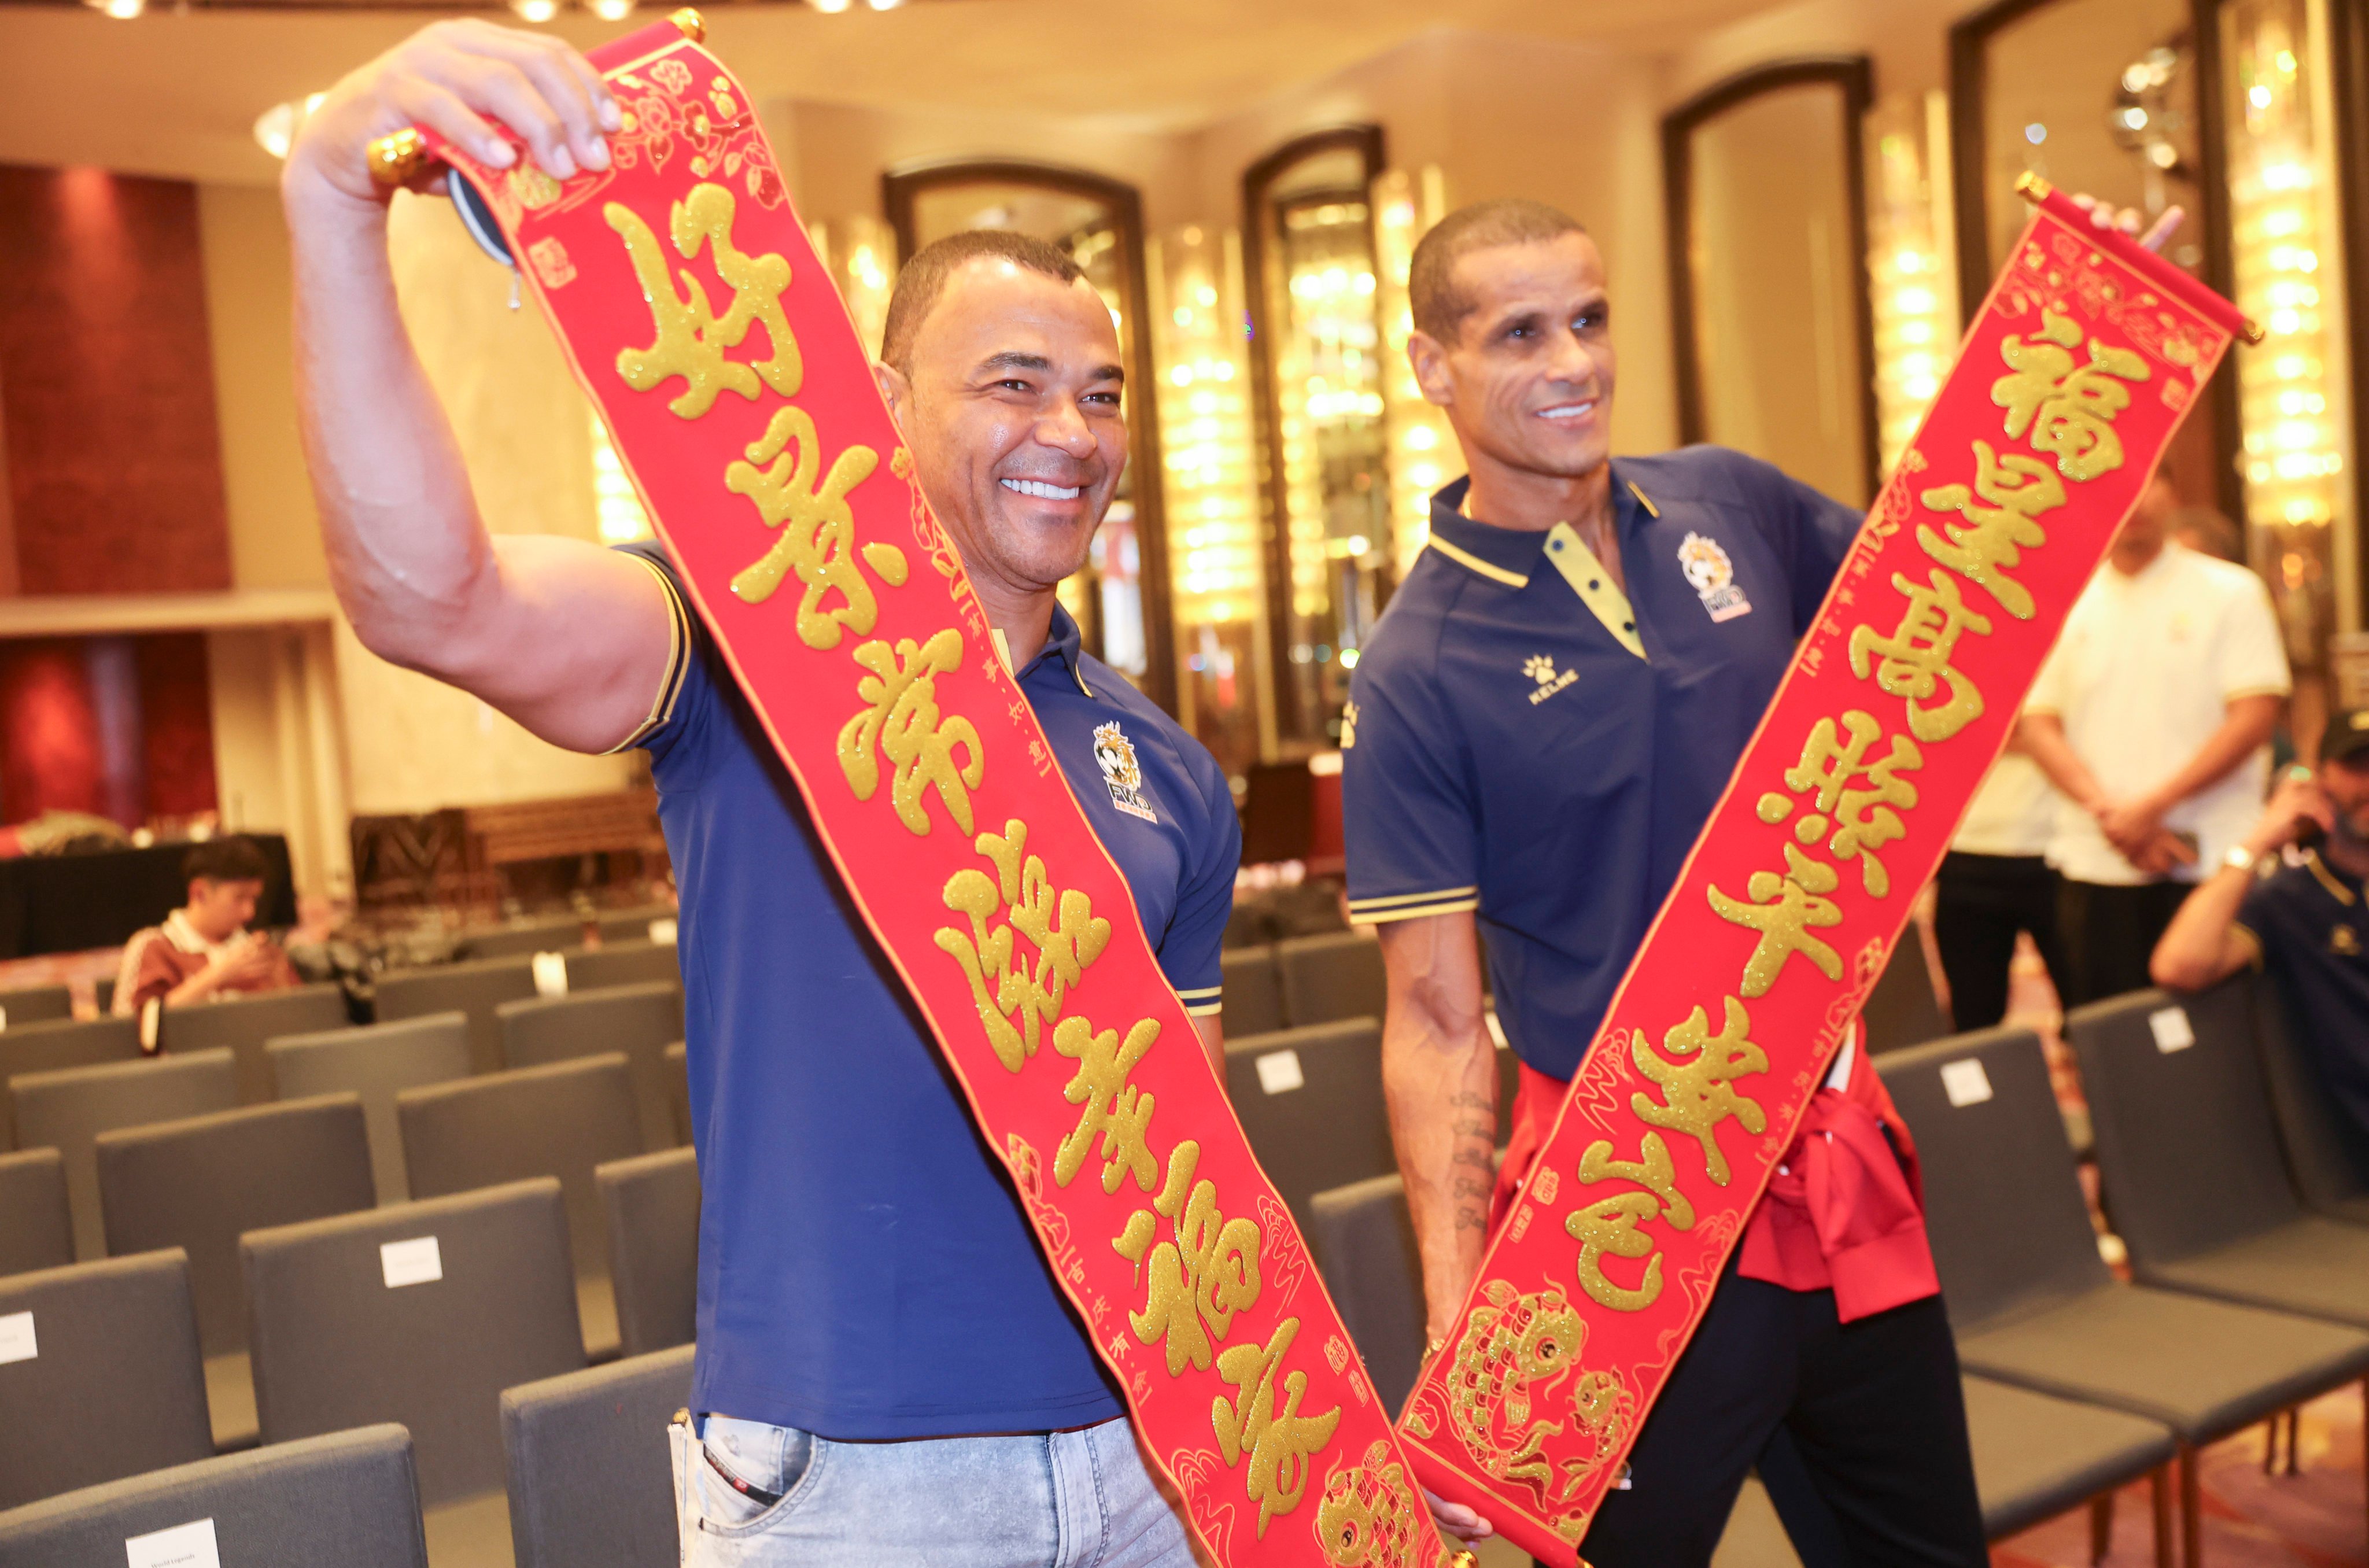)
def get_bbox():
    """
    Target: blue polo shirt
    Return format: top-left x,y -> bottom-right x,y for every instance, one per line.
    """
2237,851 -> 2369,1139
1341,449 -> 1859,1079
615,542 -> 1238,1439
